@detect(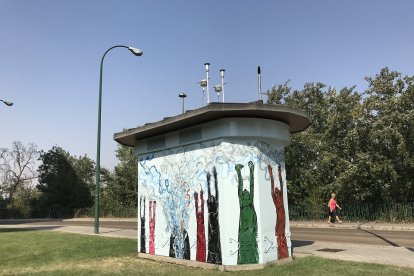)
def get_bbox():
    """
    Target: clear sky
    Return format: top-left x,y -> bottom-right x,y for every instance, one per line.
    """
1,0 -> 413,169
